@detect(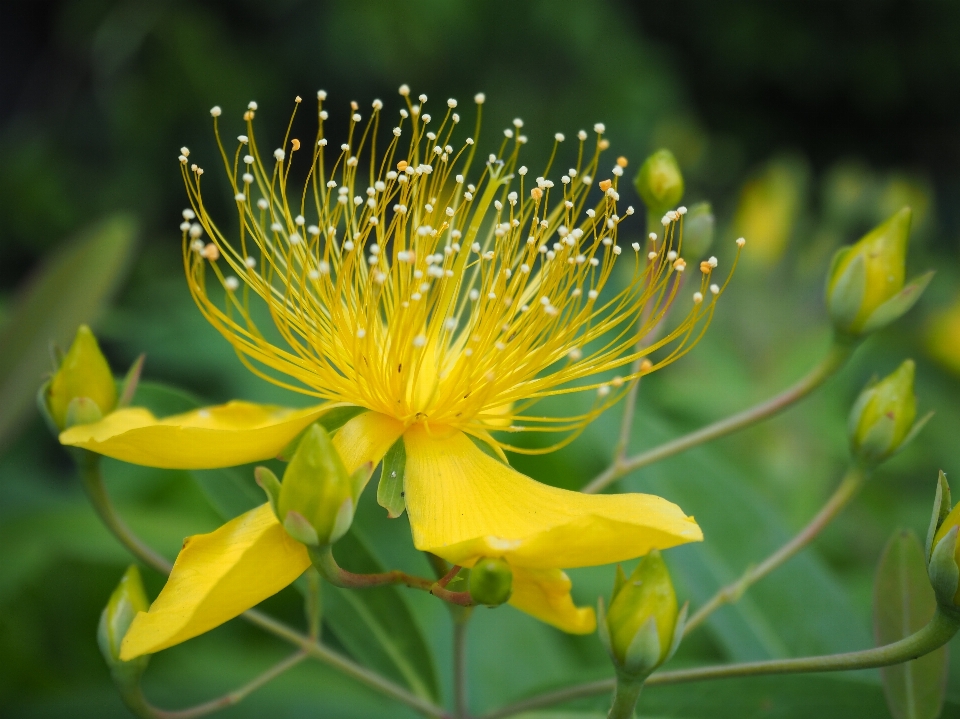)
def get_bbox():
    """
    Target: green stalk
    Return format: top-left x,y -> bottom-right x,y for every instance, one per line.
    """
583,338 -> 855,494
480,608 -> 960,719
607,676 -> 644,719
684,465 -> 867,635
